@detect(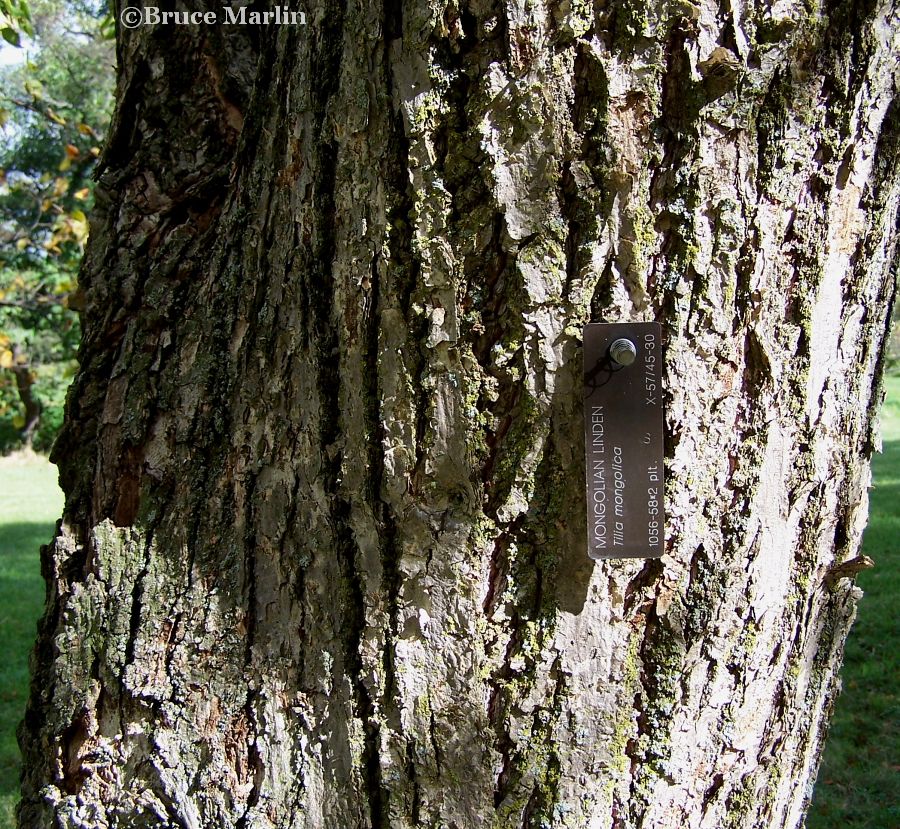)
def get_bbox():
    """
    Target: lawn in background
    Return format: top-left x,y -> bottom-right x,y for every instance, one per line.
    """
809,374 -> 900,828
0,452 -> 63,827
